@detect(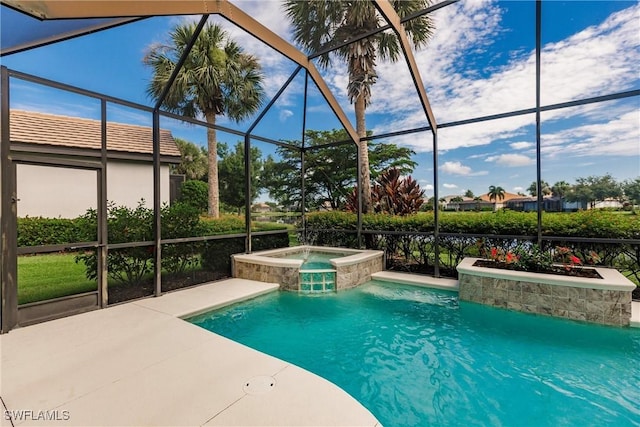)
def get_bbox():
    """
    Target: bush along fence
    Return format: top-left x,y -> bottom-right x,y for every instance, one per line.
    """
305,211 -> 640,293
18,202 -> 289,301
